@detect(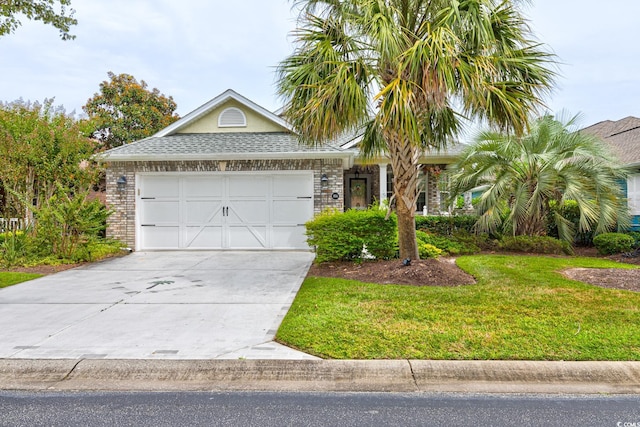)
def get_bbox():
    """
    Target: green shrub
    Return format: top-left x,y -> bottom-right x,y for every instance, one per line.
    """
306,208 -> 397,263
499,235 -> 573,255
627,231 -> 640,248
416,229 -> 480,256
451,230 -> 497,252
547,200 -> 594,246
0,231 -> 27,267
418,242 -> 442,258
33,187 -> 111,259
593,233 -> 635,255
414,215 -> 478,236
71,238 -> 125,262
